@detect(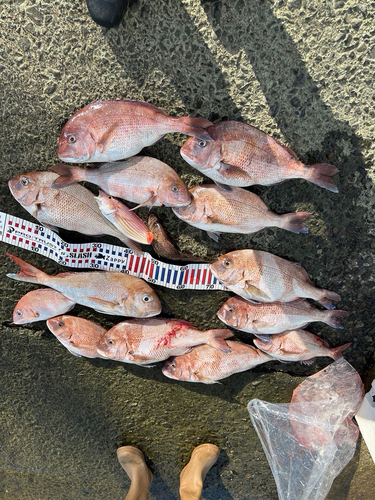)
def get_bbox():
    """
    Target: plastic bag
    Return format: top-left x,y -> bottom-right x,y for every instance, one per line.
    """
248,359 -> 364,500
